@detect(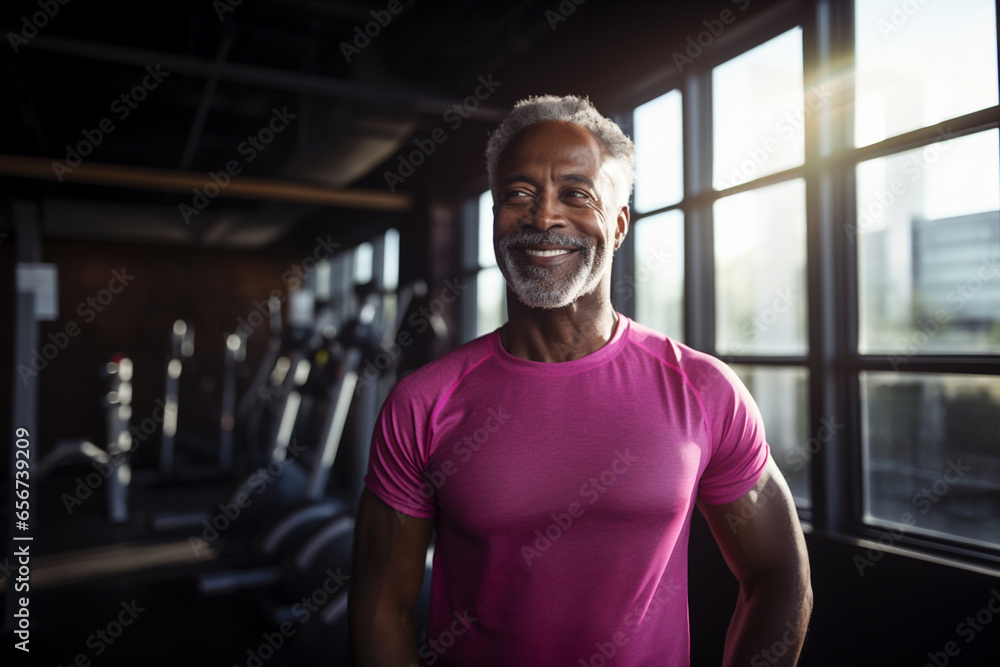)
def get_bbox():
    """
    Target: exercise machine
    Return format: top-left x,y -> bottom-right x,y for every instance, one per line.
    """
35,354 -> 133,524
196,279 -> 430,662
